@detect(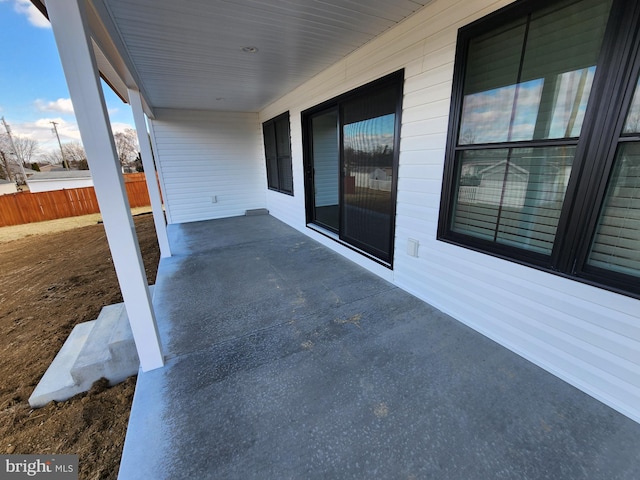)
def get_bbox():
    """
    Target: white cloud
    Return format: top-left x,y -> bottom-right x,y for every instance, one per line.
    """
35,98 -> 75,115
33,117 -> 81,142
460,80 -> 544,143
9,0 -> 50,28
110,122 -> 135,134
10,118 -> 134,153
0,117 -> 79,160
